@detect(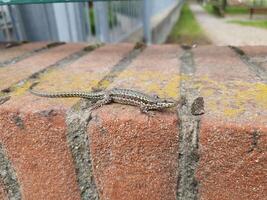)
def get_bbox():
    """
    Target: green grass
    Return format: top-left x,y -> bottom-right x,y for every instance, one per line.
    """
225,6 -> 249,14
166,3 -> 210,44
203,4 -> 249,16
228,19 -> 267,29
89,8 -> 96,35
88,5 -> 118,35
203,4 -> 216,15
